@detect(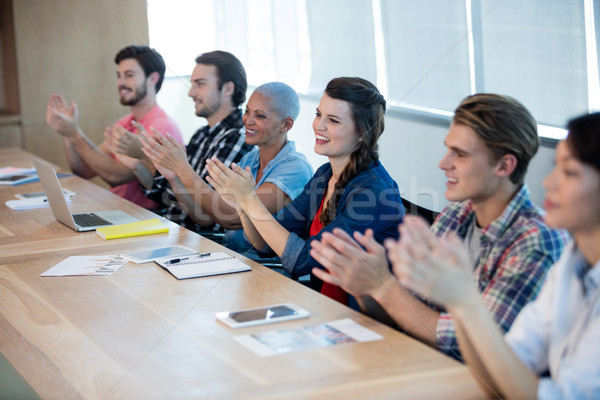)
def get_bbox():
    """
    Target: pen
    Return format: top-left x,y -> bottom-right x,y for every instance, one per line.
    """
167,257 -> 190,264
167,253 -> 210,264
